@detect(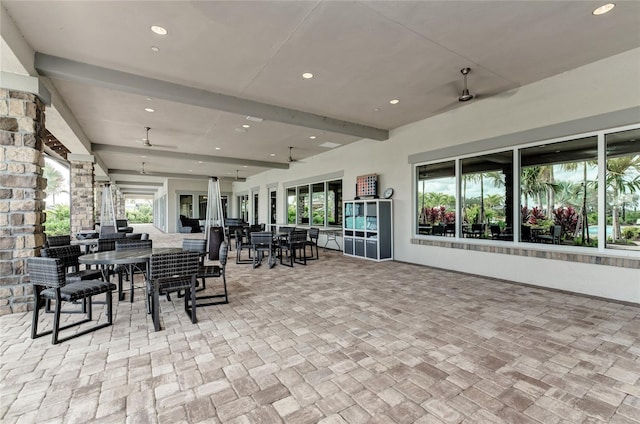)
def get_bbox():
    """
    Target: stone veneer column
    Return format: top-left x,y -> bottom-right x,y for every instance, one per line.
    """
94,182 -> 104,224
68,154 -> 95,235
0,88 -> 47,315
115,186 -> 125,219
